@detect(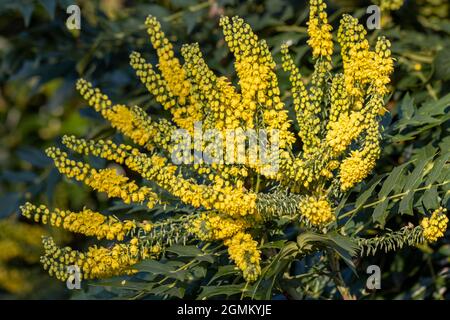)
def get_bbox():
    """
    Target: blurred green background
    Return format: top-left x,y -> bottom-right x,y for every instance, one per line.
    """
0,0 -> 448,299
